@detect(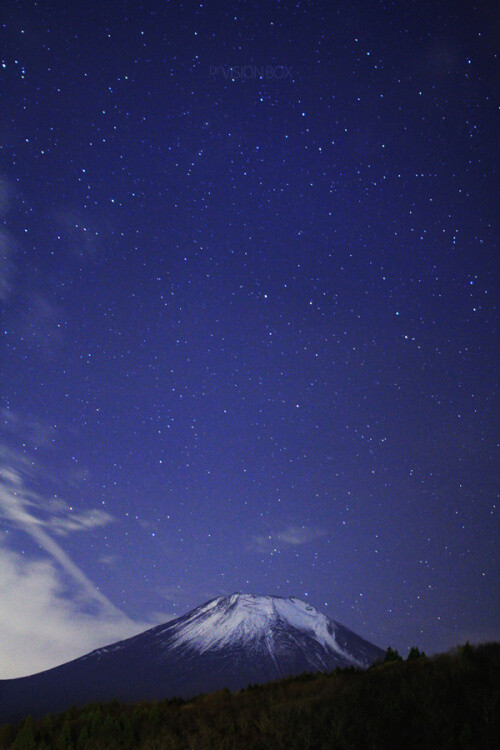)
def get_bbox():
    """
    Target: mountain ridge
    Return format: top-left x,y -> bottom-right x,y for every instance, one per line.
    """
0,592 -> 384,722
